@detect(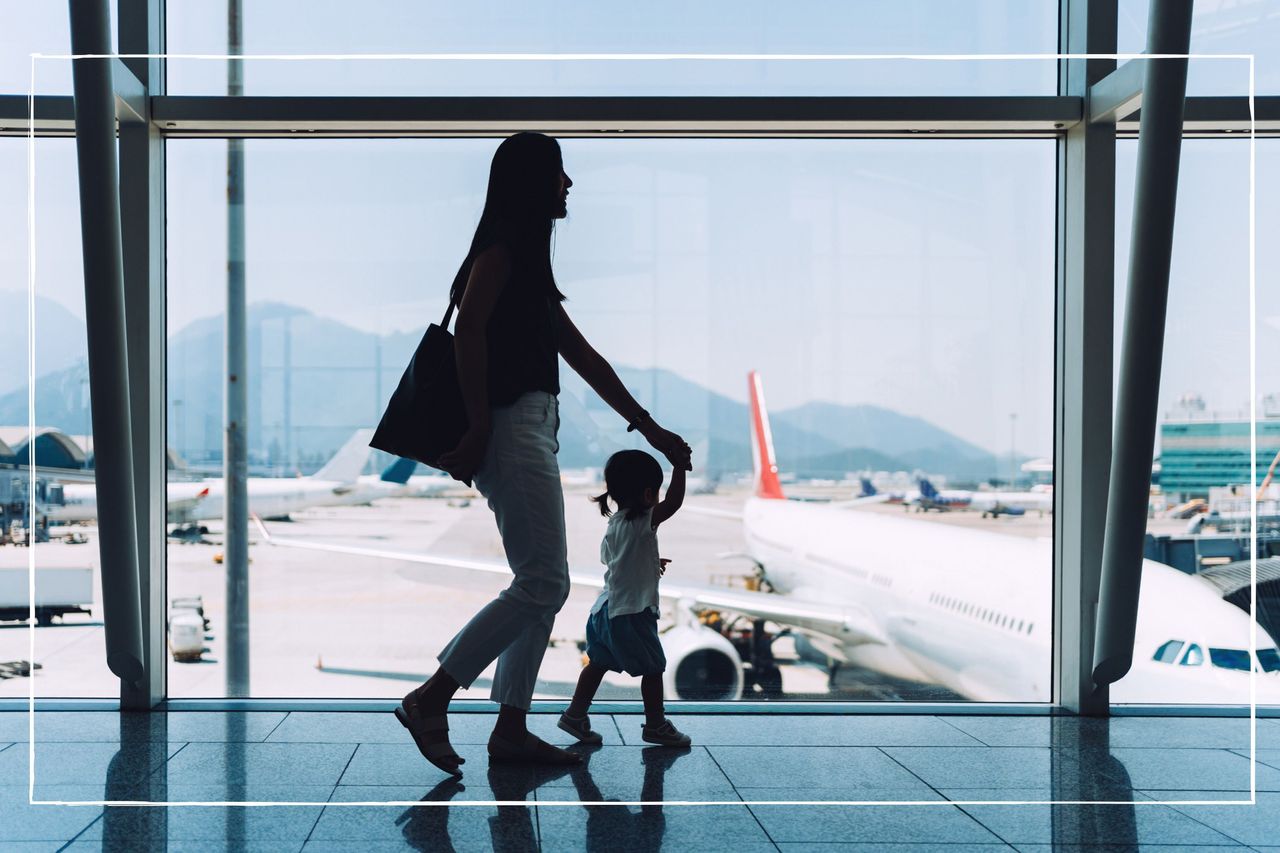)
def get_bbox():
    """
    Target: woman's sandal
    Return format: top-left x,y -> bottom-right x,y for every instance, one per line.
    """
488,731 -> 583,765
395,700 -> 465,777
